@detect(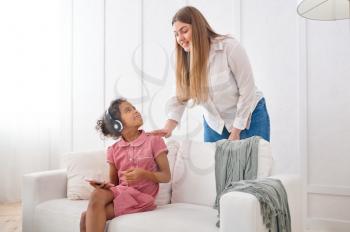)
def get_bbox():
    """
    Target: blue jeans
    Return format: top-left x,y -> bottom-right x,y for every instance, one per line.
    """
203,98 -> 270,142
